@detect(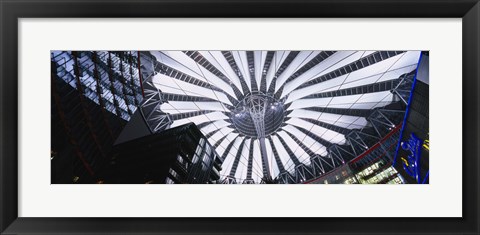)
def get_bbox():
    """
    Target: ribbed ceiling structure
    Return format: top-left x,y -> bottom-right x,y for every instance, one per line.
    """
139,50 -> 421,183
